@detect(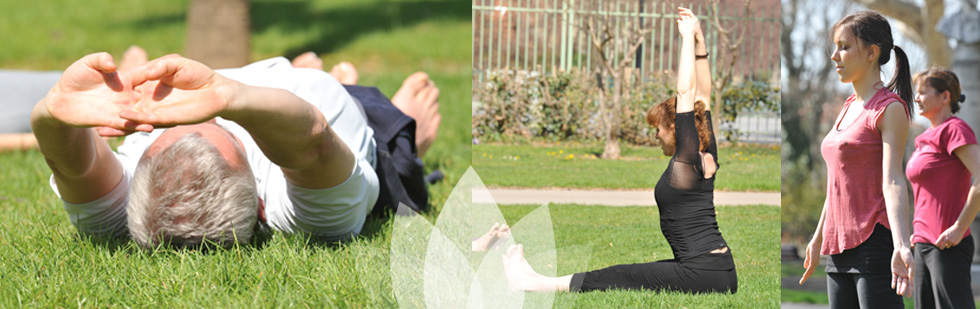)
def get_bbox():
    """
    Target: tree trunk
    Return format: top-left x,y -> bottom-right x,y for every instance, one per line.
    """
185,0 -> 250,69
602,70 -> 622,160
